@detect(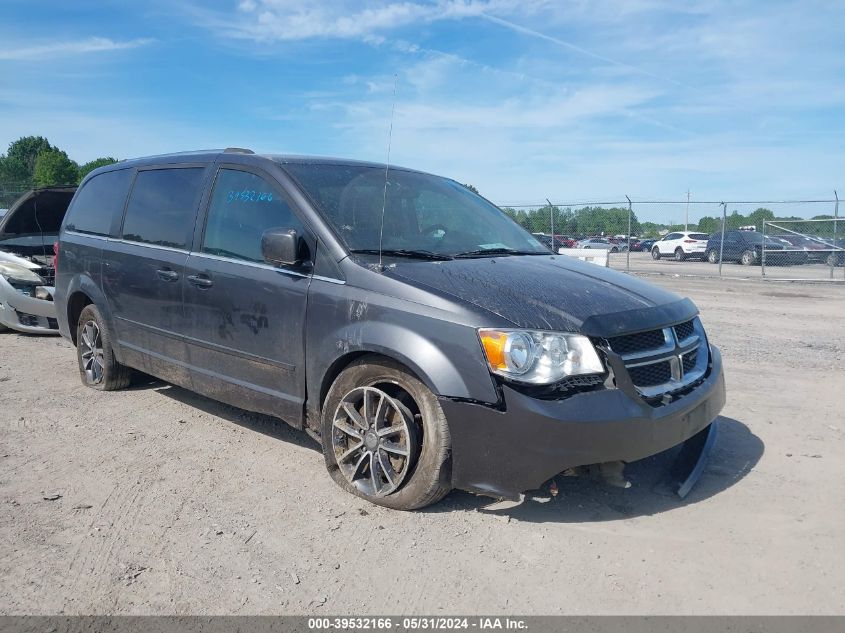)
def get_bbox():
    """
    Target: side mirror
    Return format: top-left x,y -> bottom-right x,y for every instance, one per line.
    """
261,228 -> 300,266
